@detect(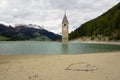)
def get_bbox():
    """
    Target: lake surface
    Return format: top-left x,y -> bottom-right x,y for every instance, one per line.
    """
0,41 -> 120,54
